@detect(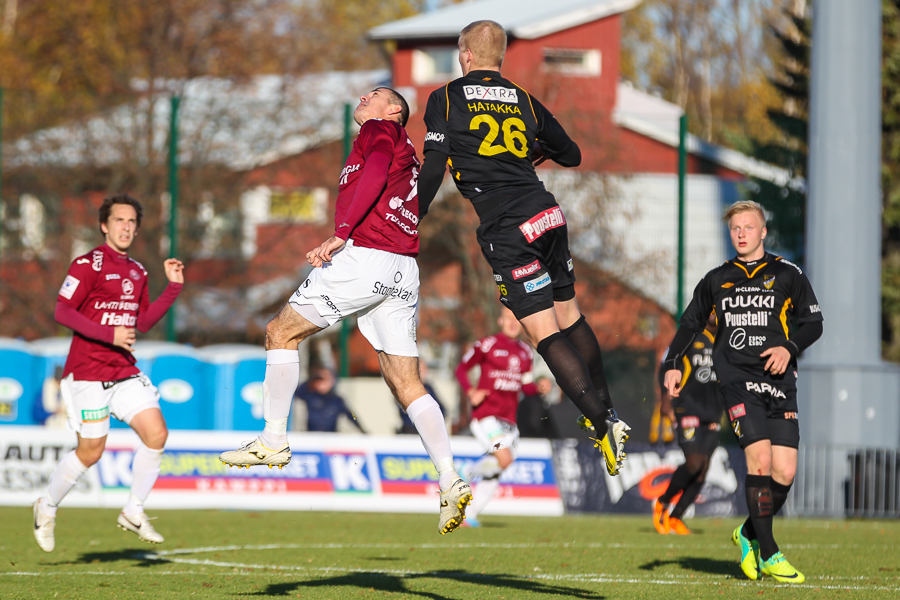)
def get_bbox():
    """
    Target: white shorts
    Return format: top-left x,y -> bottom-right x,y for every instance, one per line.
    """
61,373 -> 161,439
289,239 -> 419,357
470,416 -> 519,459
